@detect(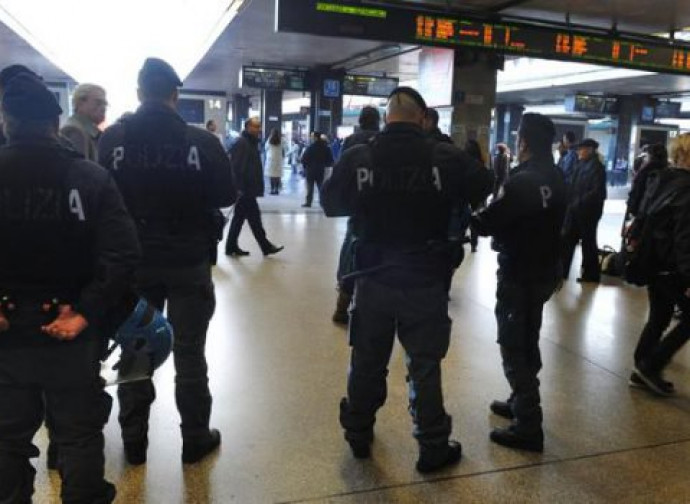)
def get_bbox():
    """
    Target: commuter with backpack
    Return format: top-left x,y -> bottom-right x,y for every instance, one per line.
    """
629,133 -> 690,395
